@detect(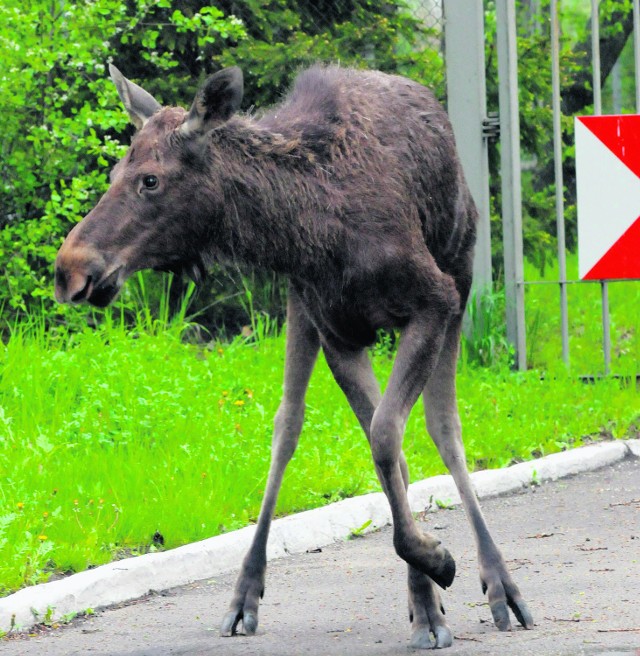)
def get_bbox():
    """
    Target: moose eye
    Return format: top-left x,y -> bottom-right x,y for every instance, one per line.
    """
142,175 -> 159,190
